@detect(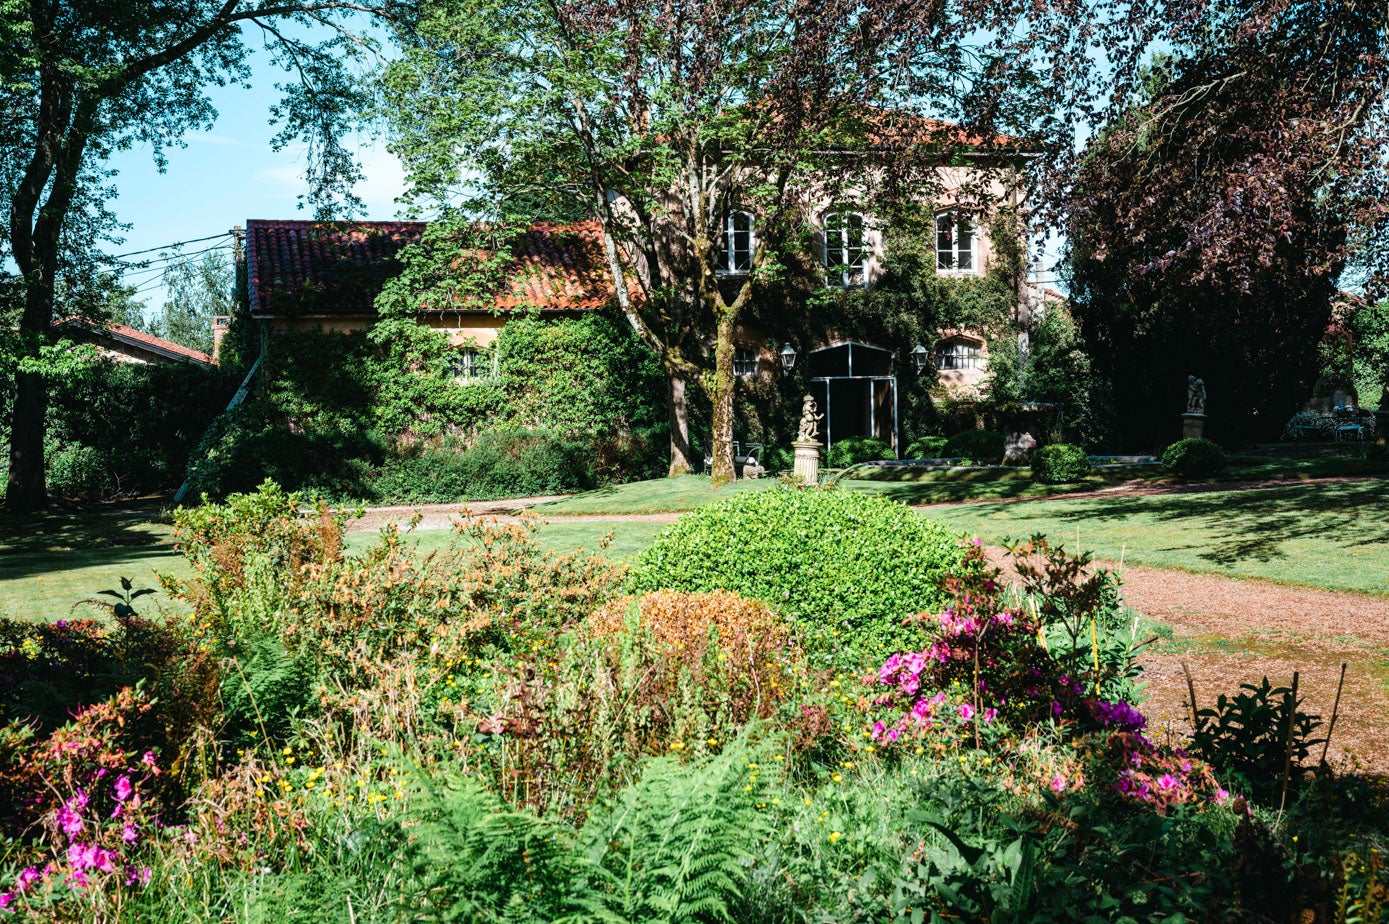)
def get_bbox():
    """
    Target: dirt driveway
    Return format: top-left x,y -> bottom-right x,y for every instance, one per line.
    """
1105,560 -> 1389,773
